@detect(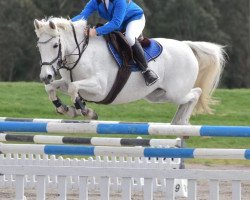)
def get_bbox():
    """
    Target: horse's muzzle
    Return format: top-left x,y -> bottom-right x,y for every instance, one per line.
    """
40,74 -> 53,85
